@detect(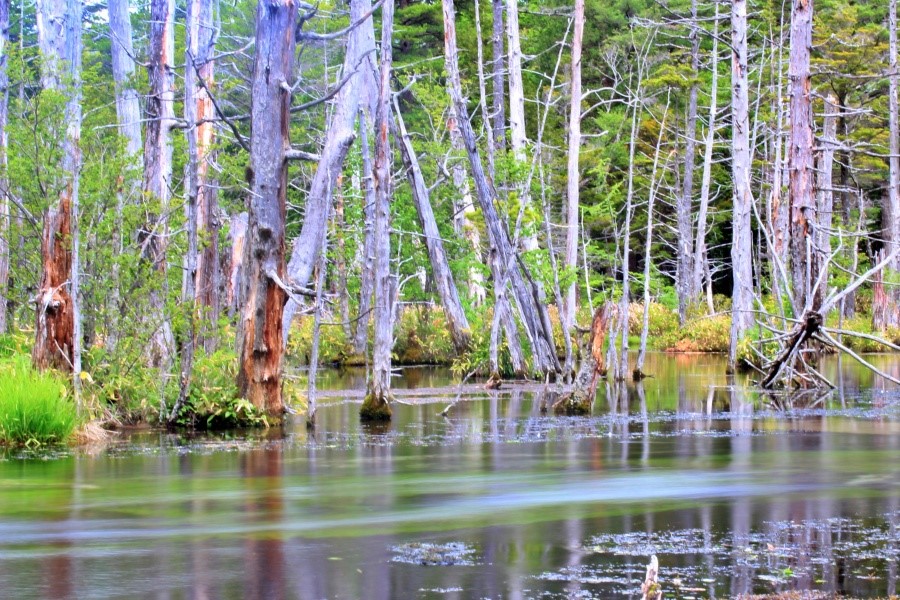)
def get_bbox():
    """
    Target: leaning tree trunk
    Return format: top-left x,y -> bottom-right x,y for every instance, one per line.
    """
283,0 -> 376,341
141,0 -> 176,369
392,100 -> 471,354
728,0 -> 754,369
0,0 -> 9,334
677,0 -> 701,323
788,0 -> 818,313
877,0 -> 900,330
361,0 -> 395,421
236,0 -> 298,418
33,0 -> 82,382
441,0 -> 560,378
563,0 -> 584,333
